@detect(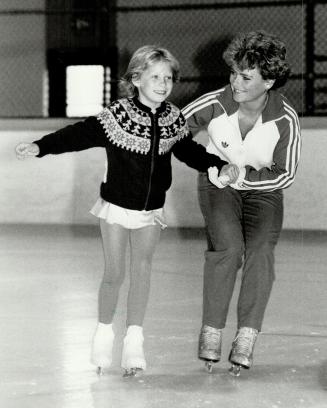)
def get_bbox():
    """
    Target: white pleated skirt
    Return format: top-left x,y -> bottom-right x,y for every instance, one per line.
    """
90,198 -> 167,230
